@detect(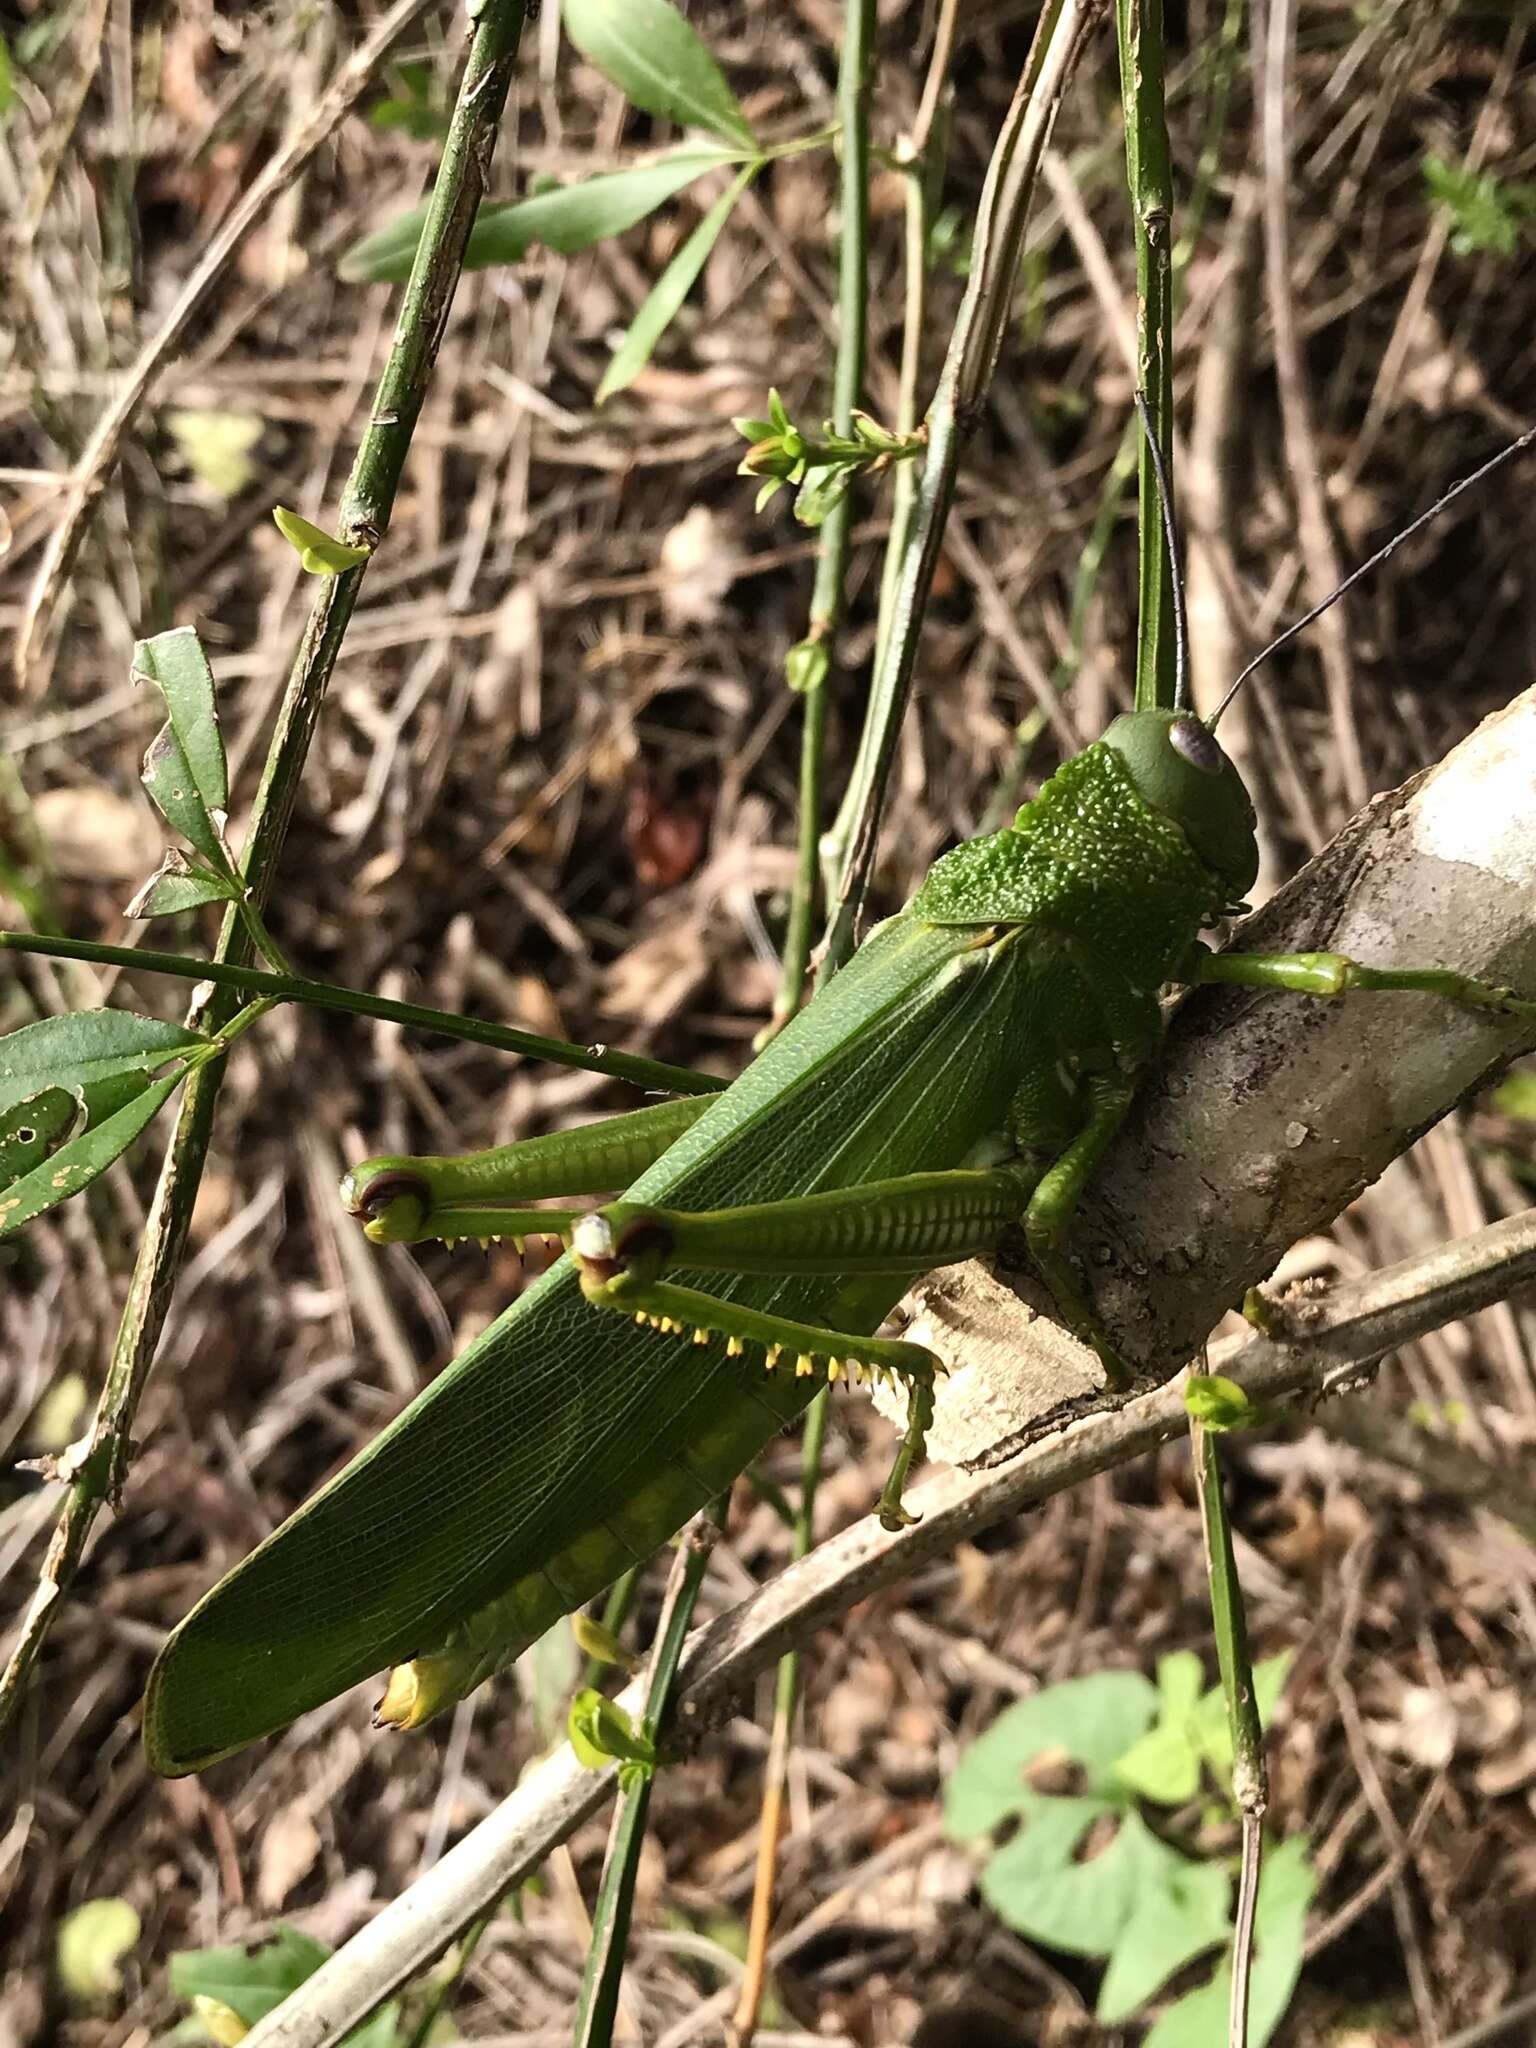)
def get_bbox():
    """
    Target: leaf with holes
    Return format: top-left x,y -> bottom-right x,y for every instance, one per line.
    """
563,0 -> 757,152
0,1070 -> 183,1237
0,1088 -> 81,1191
133,627 -> 230,831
